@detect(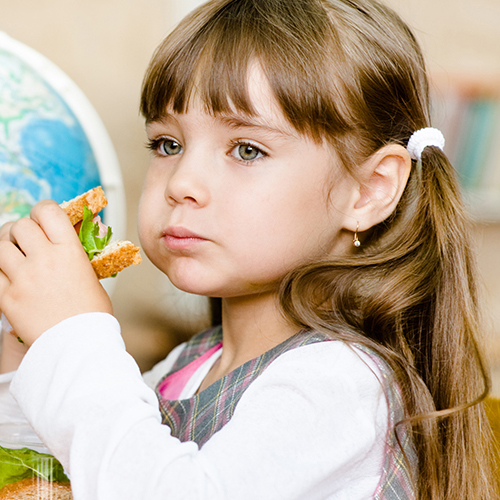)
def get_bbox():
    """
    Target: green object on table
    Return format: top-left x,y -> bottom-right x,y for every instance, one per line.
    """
0,445 -> 69,489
